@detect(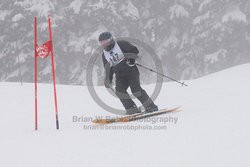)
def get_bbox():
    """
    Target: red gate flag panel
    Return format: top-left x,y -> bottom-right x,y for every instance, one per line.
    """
36,40 -> 52,59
